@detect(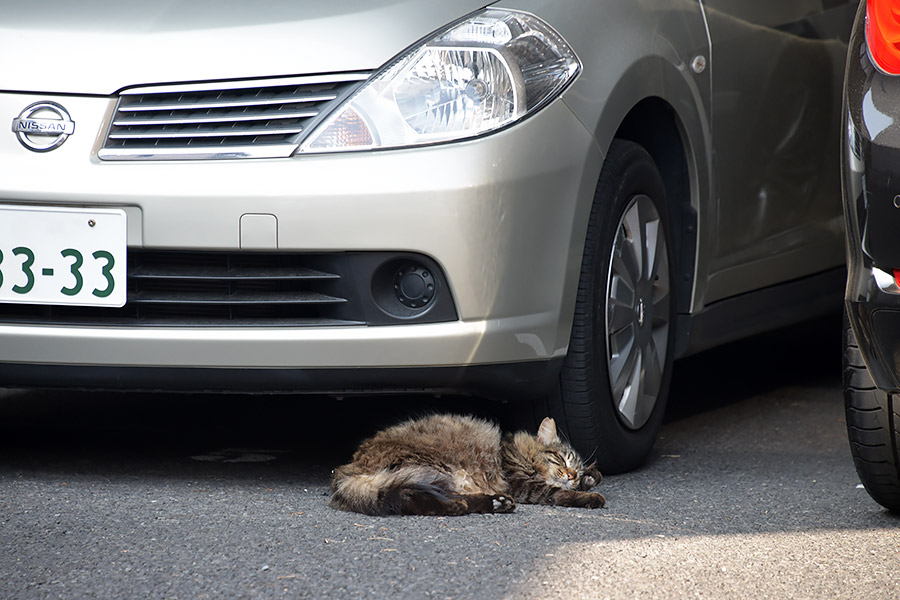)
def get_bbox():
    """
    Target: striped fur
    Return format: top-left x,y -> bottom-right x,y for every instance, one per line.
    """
330,414 -> 604,516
